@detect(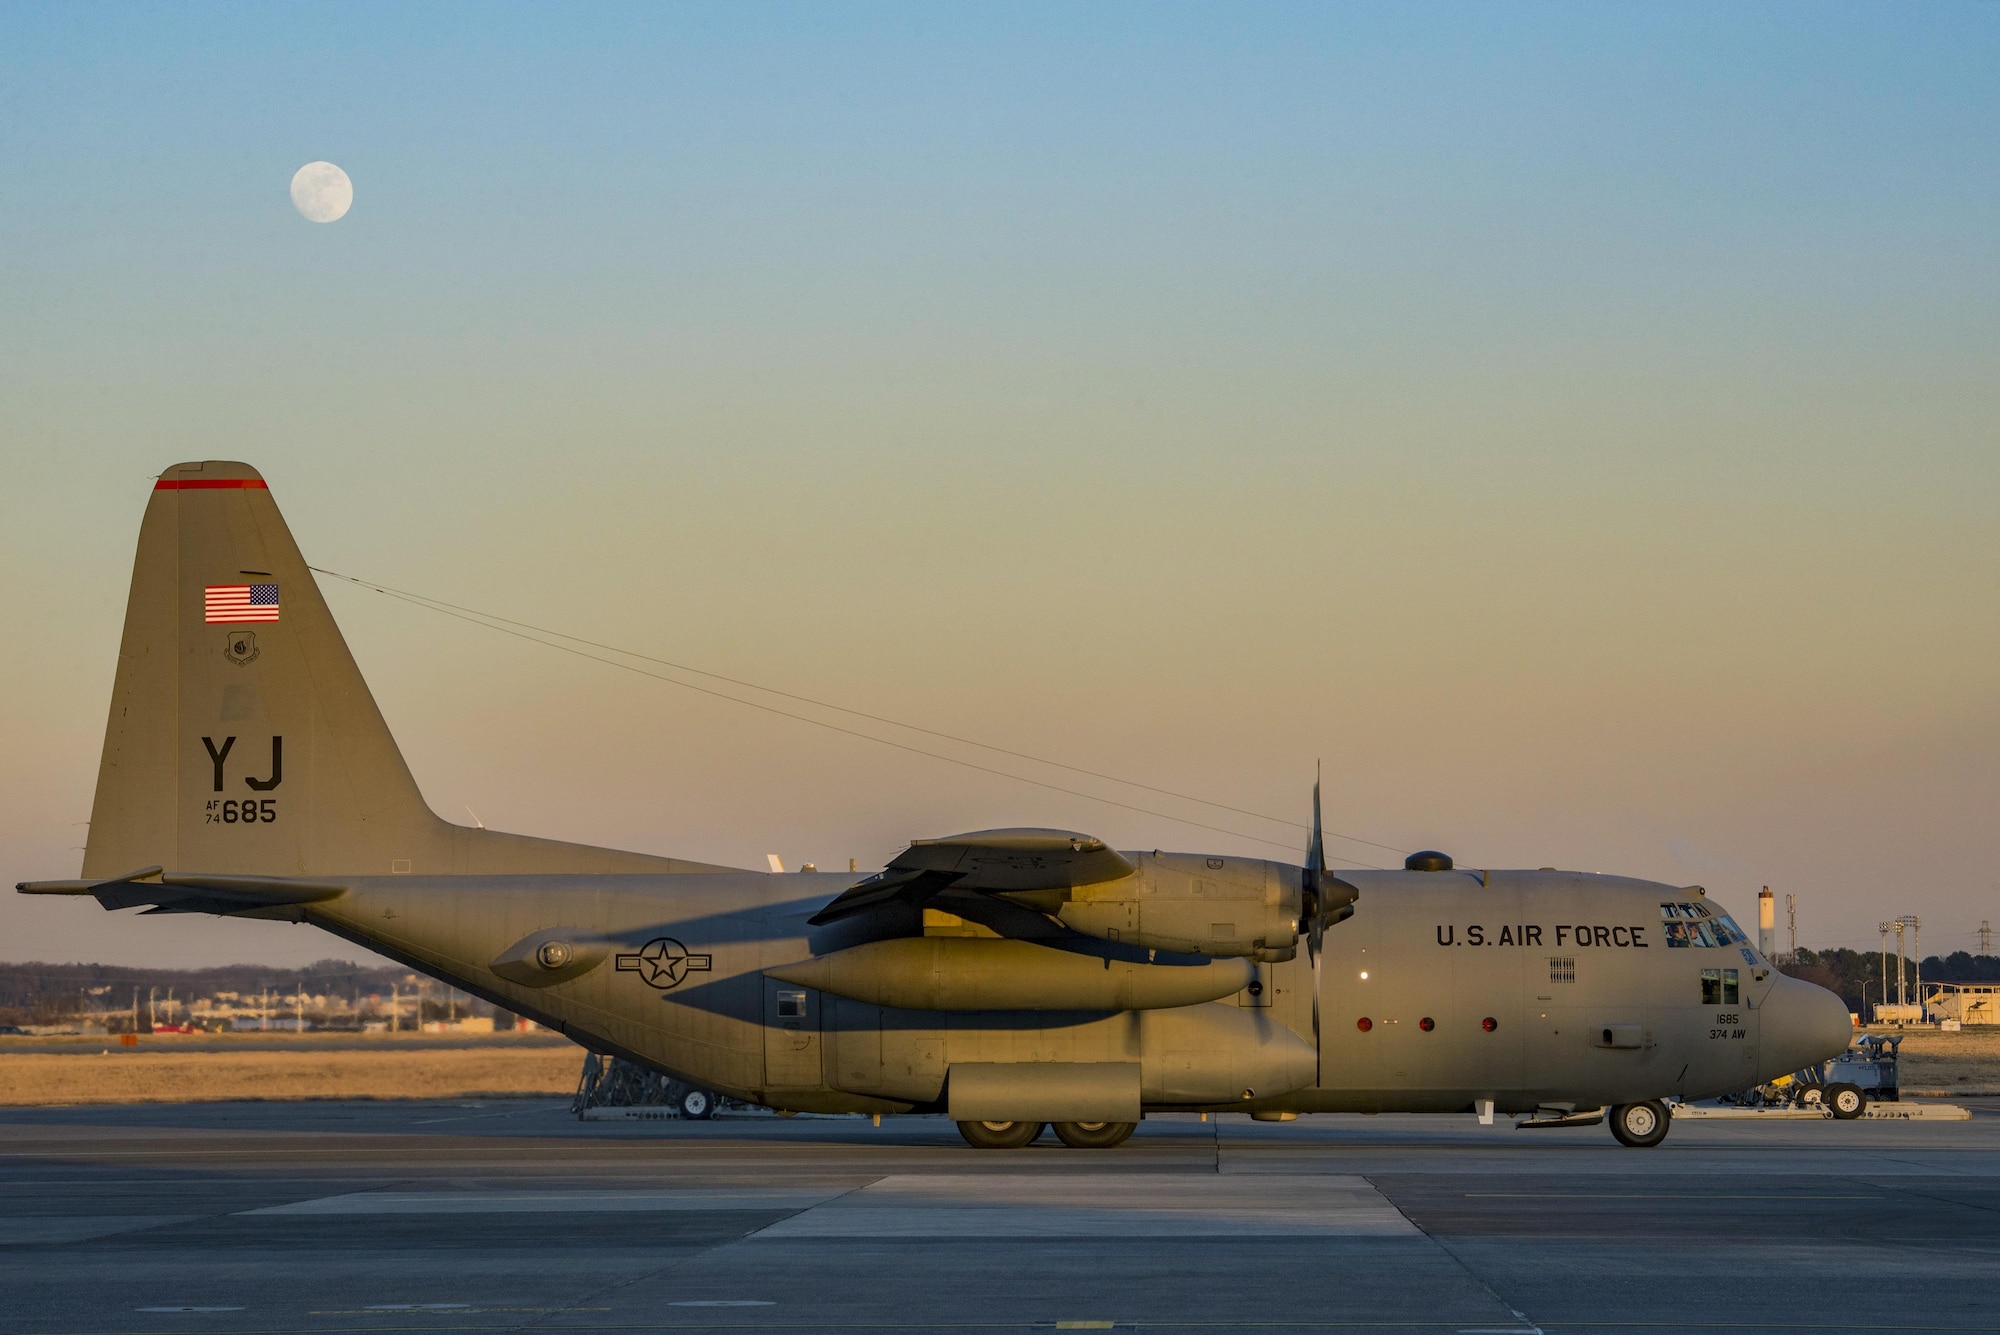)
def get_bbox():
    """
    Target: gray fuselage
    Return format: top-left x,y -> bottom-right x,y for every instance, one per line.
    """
298,862 -> 1852,1116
